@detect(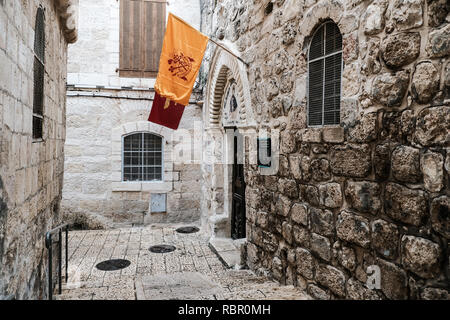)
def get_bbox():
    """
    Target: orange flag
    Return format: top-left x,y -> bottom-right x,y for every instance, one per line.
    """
154,13 -> 209,106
